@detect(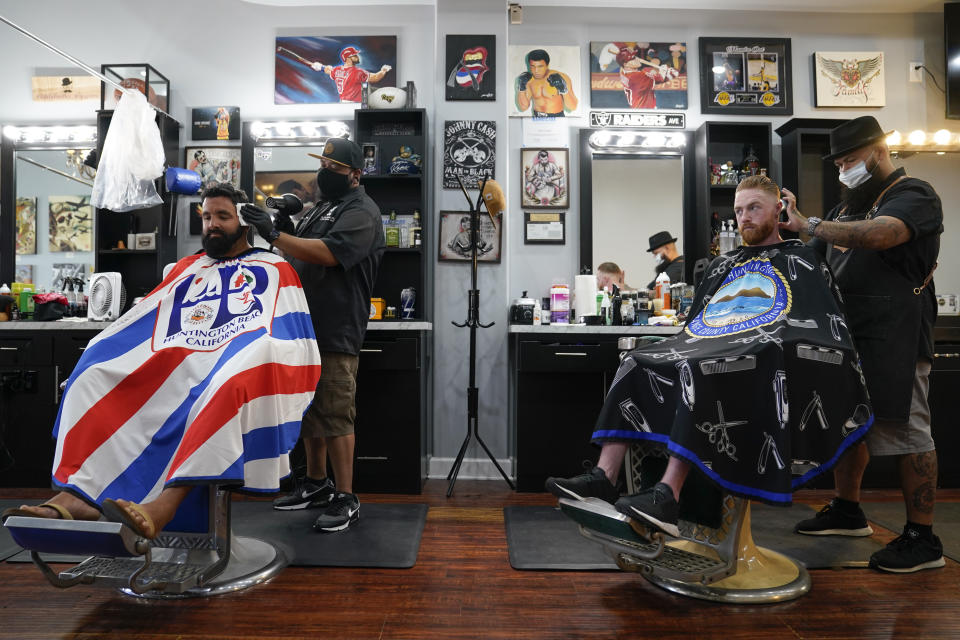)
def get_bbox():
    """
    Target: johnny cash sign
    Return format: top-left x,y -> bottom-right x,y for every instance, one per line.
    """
814,52 -> 885,107
589,111 -> 685,128
443,120 -> 496,189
